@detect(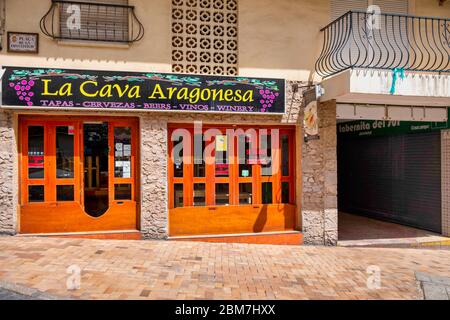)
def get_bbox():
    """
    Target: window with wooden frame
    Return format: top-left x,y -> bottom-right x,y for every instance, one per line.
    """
168,125 -> 296,209
20,118 -> 138,209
